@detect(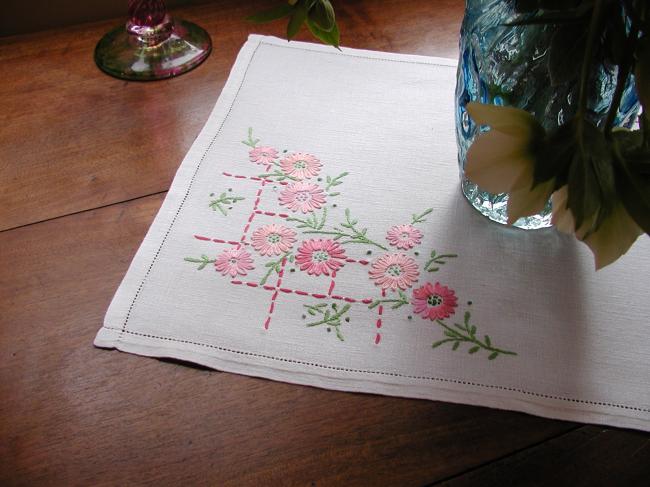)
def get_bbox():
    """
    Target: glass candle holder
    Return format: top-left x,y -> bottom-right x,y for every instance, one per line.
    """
95,0 -> 212,81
